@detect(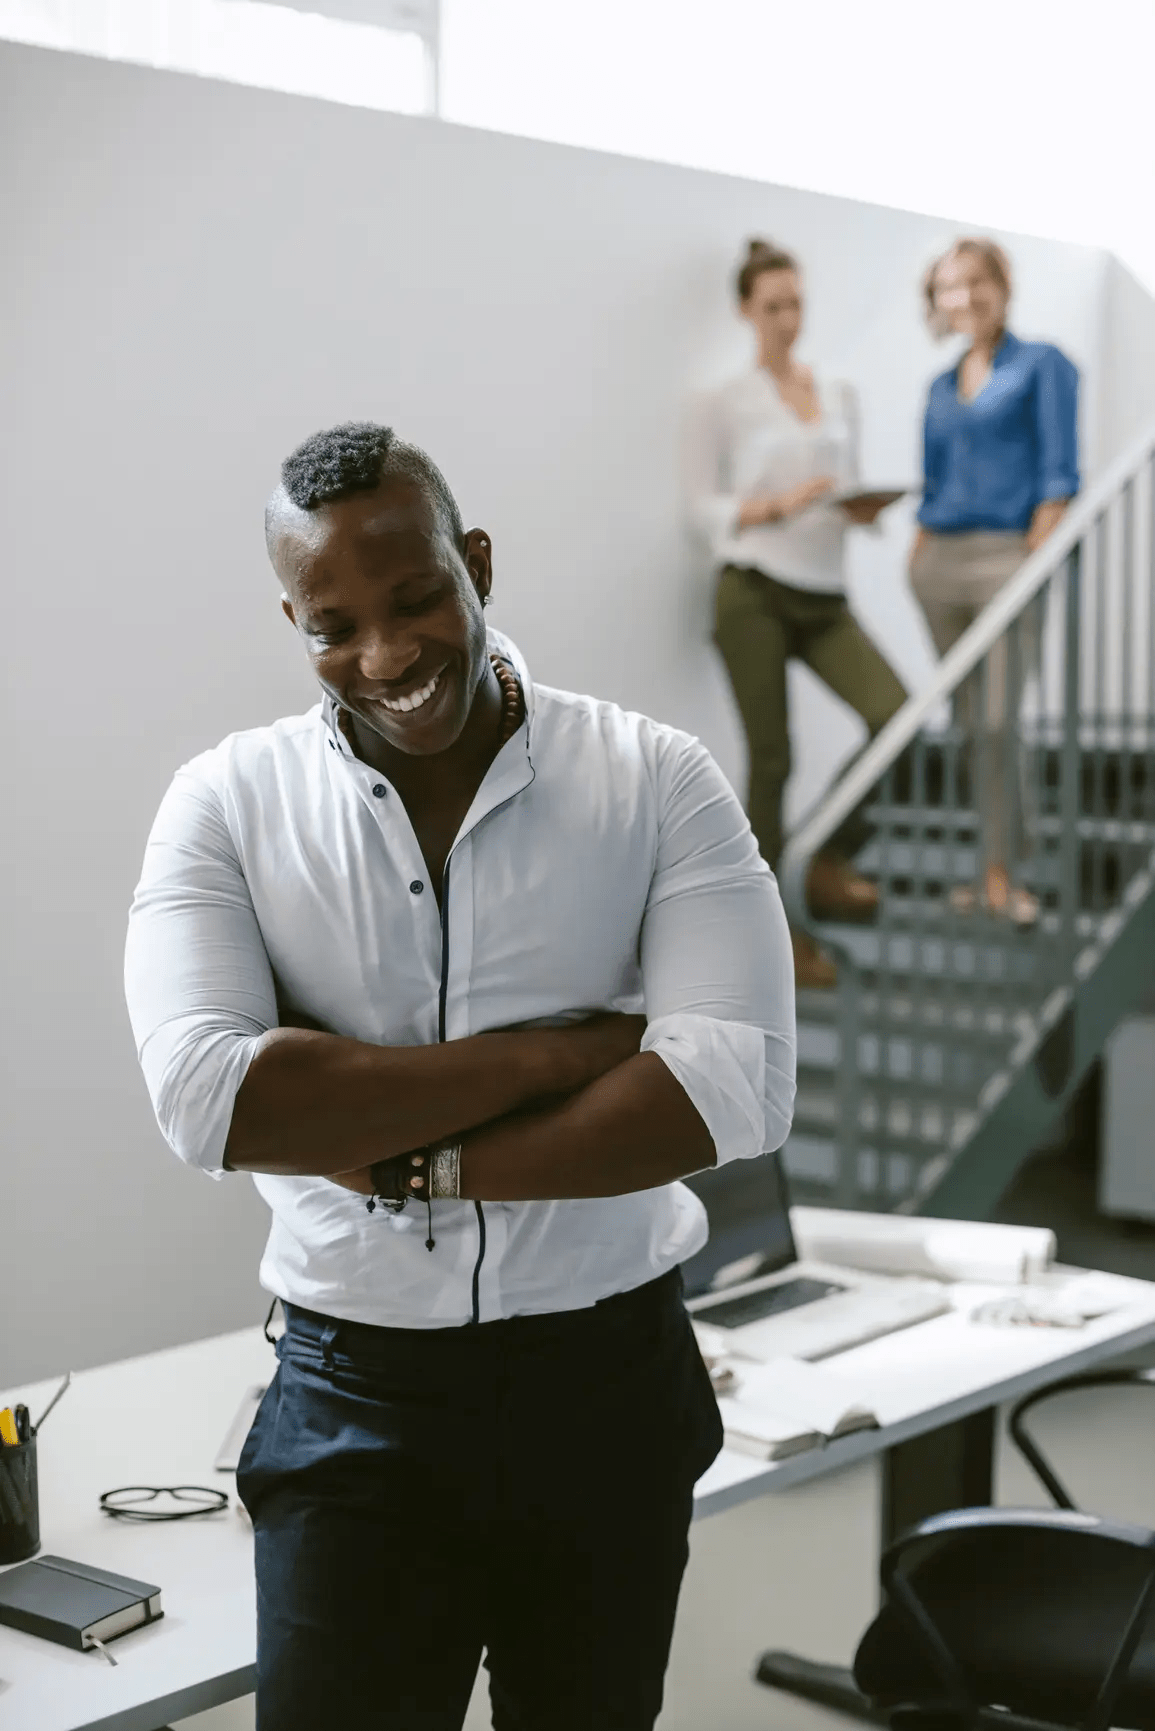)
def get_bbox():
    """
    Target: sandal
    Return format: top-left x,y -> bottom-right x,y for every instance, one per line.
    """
984,867 -> 1039,929
1000,886 -> 1040,929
